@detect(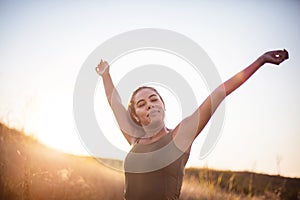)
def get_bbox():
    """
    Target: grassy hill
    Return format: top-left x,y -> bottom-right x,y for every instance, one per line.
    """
182,168 -> 300,200
0,123 -> 124,200
1,122 -> 299,200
